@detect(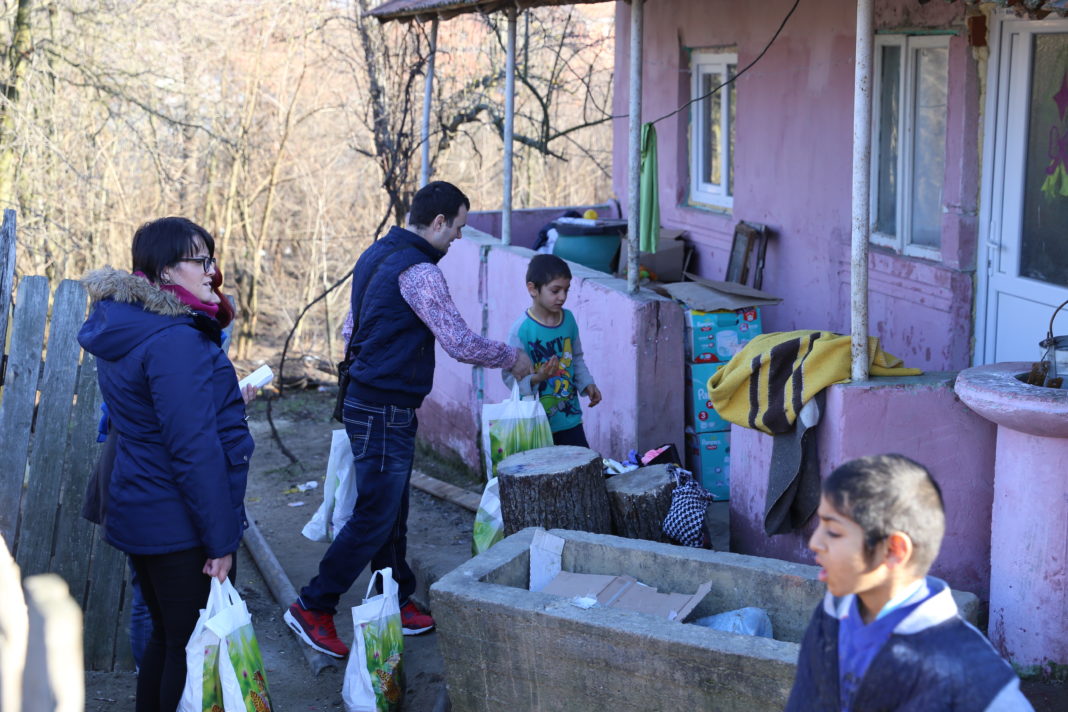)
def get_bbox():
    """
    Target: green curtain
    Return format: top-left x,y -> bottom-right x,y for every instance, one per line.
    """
640,122 -> 660,253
